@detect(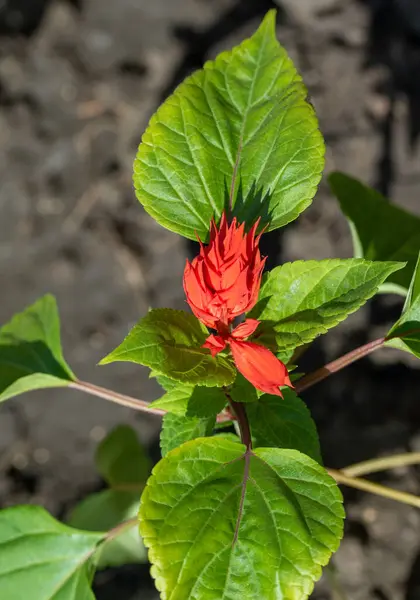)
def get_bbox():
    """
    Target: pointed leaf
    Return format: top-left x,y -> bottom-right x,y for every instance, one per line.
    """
386,252 -> 420,357
100,309 -> 235,387
329,172 -> 420,292
140,438 -> 344,599
160,413 -> 215,457
134,10 -> 324,240
0,505 -> 103,600
247,388 -> 322,463
250,259 -> 404,352
0,295 -> 75,402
